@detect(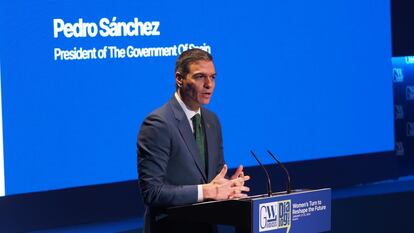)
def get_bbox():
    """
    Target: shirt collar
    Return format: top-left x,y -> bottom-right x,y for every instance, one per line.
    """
174,92 -> 201,121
